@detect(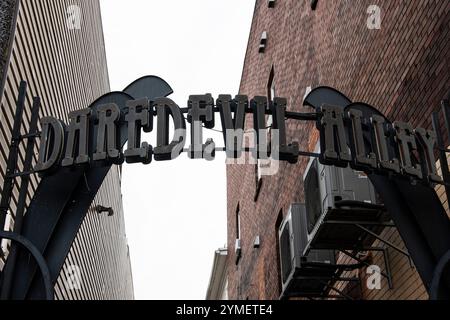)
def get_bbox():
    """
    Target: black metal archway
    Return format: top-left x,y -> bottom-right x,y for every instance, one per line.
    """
0,76 -> 449,300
